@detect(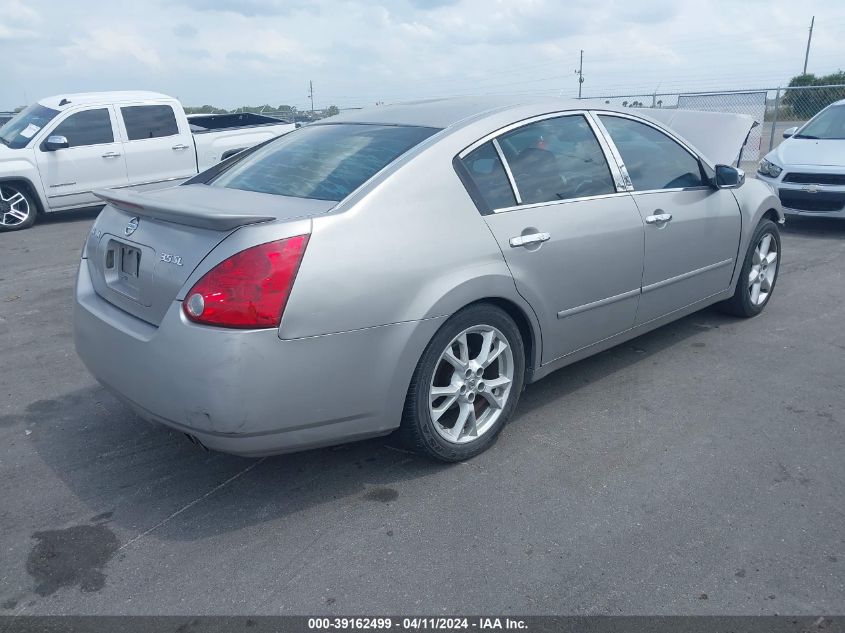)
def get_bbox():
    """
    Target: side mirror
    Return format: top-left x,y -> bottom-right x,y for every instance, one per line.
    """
44,135 -> 69,151
782,126 -> 798,139
715,164 -> 745,189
